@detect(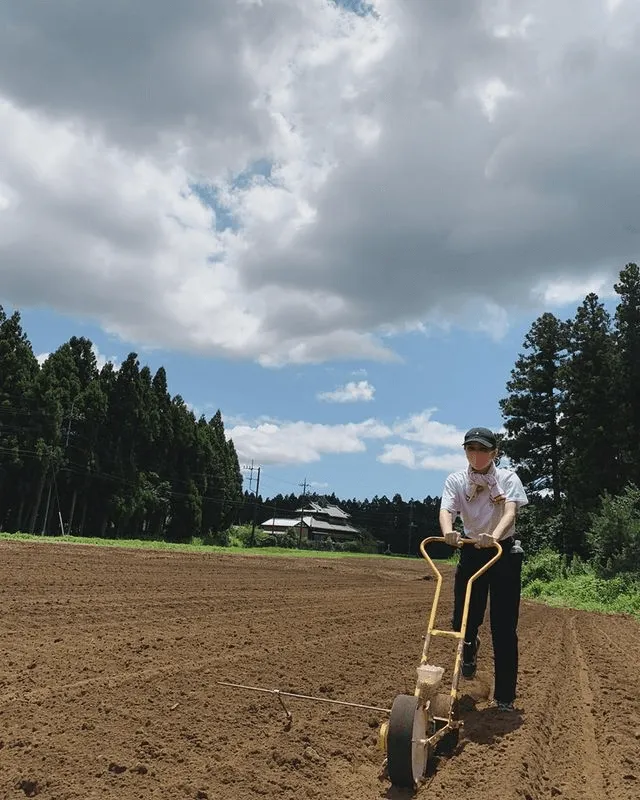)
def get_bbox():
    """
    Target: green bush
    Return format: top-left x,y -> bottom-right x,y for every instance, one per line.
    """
229,525 -> 253,546
199,529 -> 231,546
521,549 -> 565,585
516,502 -> 563,554
521,549 -> 640,618
587,484 -> 640,577
339,539 -> 365,553
274,530 -> 299,549
523,578 -> 546,597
